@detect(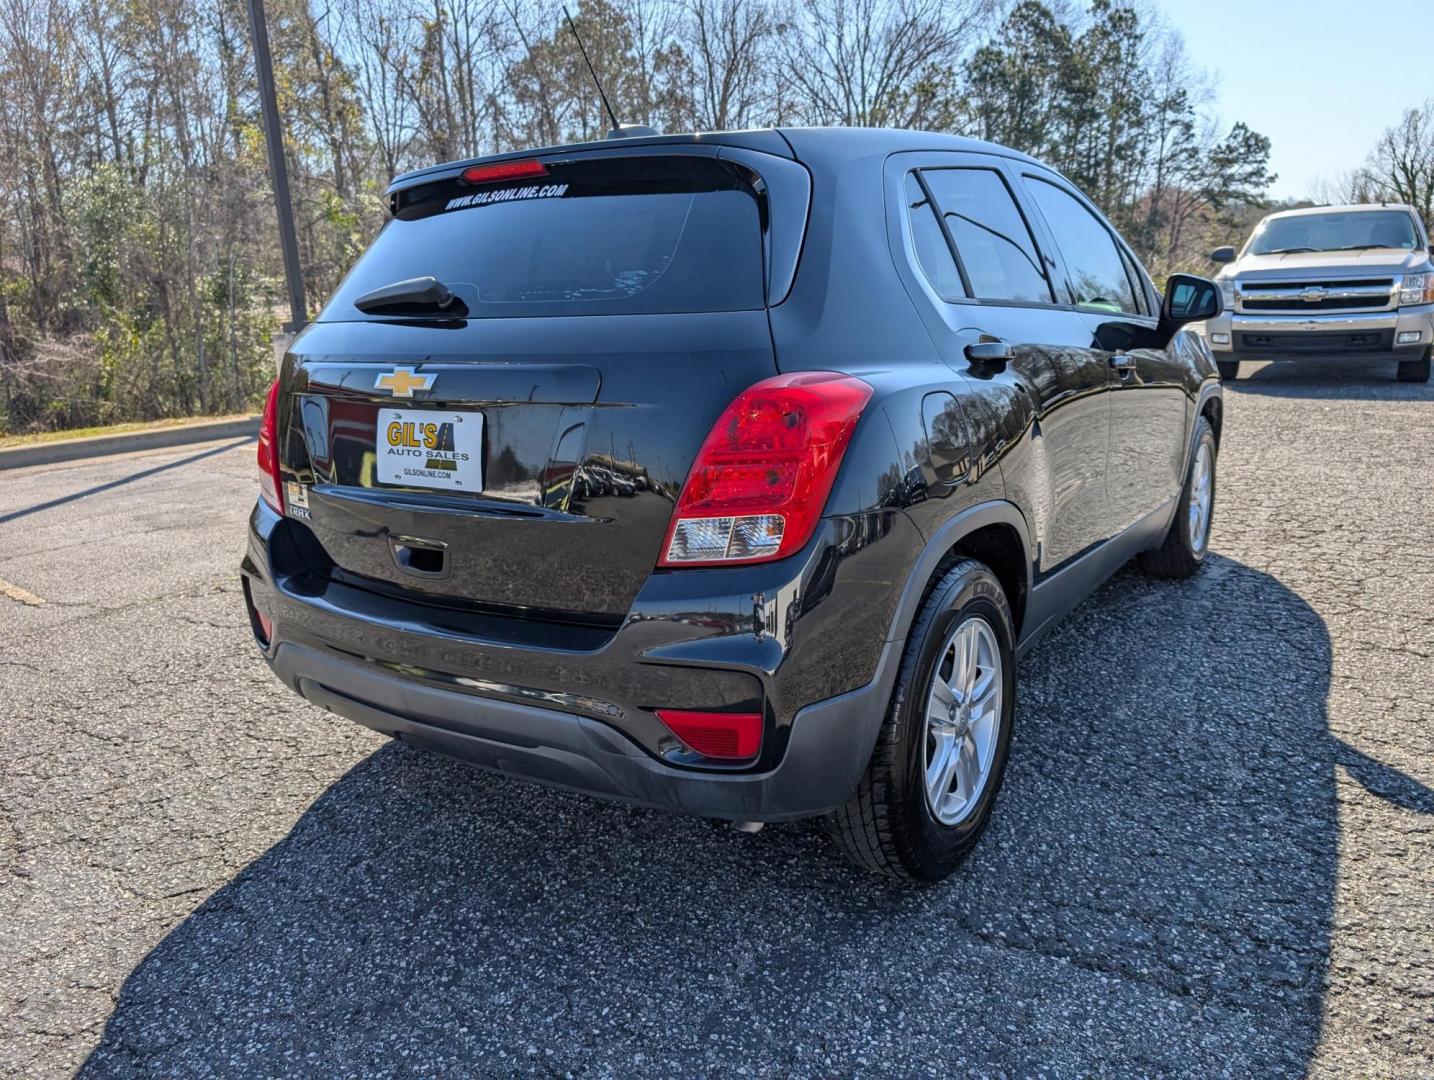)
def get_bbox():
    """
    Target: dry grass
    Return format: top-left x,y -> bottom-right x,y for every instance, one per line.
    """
0,414 -> 256,450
